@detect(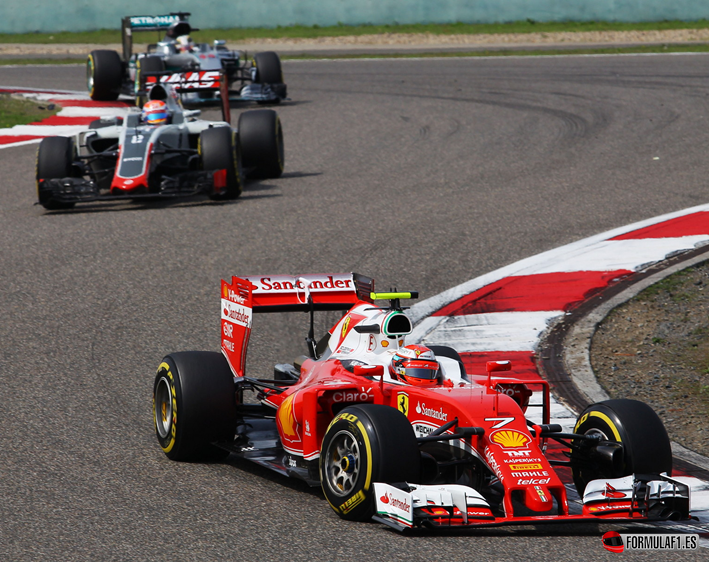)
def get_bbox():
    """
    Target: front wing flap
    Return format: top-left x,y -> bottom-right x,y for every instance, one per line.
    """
38,171 -> 223,204
372,473 -> 692,532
